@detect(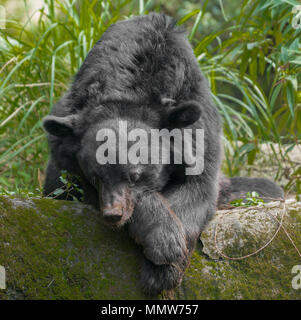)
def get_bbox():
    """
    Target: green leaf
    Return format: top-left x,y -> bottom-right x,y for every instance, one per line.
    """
178,9 -> 201,25
286,81 -> 295,117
